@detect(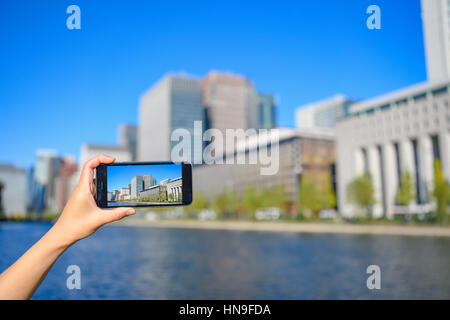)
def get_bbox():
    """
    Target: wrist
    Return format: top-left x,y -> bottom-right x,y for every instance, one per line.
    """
45,223 -> 78,250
